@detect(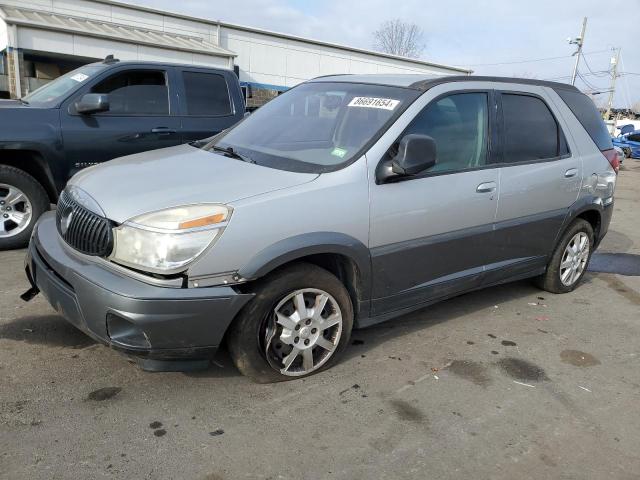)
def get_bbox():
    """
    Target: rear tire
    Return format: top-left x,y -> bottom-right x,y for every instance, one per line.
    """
227,263 -> 354,383
0,165 -> 49,250
536,219 -> 594,294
